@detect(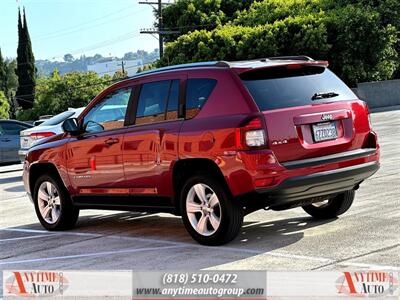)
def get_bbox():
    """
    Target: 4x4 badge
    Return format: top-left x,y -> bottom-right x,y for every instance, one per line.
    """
321,114 -> 333,121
